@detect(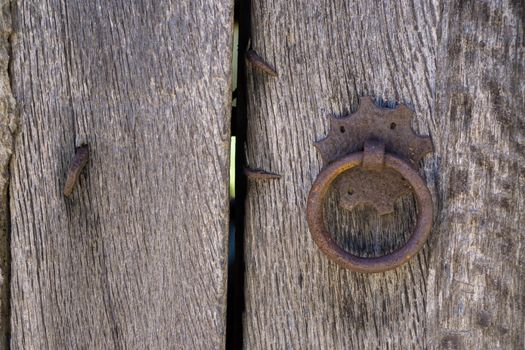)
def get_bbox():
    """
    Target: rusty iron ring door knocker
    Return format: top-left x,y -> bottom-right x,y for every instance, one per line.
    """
306,97 -> 434,273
